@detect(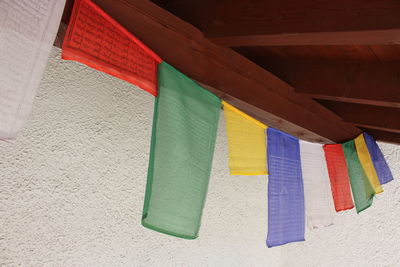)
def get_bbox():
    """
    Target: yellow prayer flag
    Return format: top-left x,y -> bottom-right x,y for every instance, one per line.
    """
354,134 -> 383,194
222,101 -> 268,175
